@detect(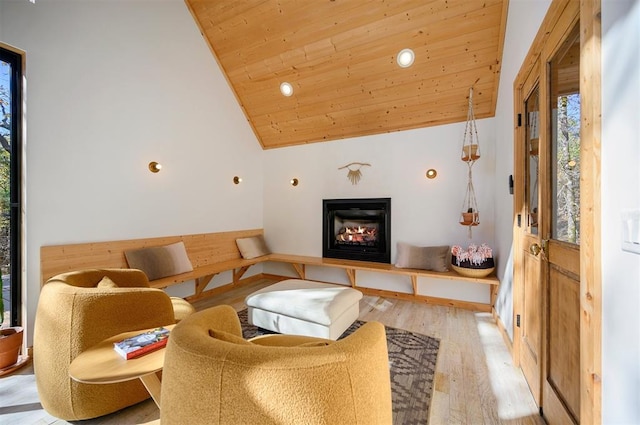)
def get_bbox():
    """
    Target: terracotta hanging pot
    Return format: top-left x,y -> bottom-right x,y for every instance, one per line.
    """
0,327 -> 24,370
530,138 -> 539,156
461,144 -> 480,161
460,211 -> 479,226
